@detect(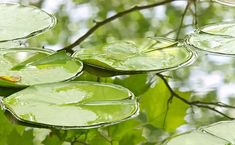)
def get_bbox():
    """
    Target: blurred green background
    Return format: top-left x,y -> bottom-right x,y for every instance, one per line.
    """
1,0 -> 235,145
